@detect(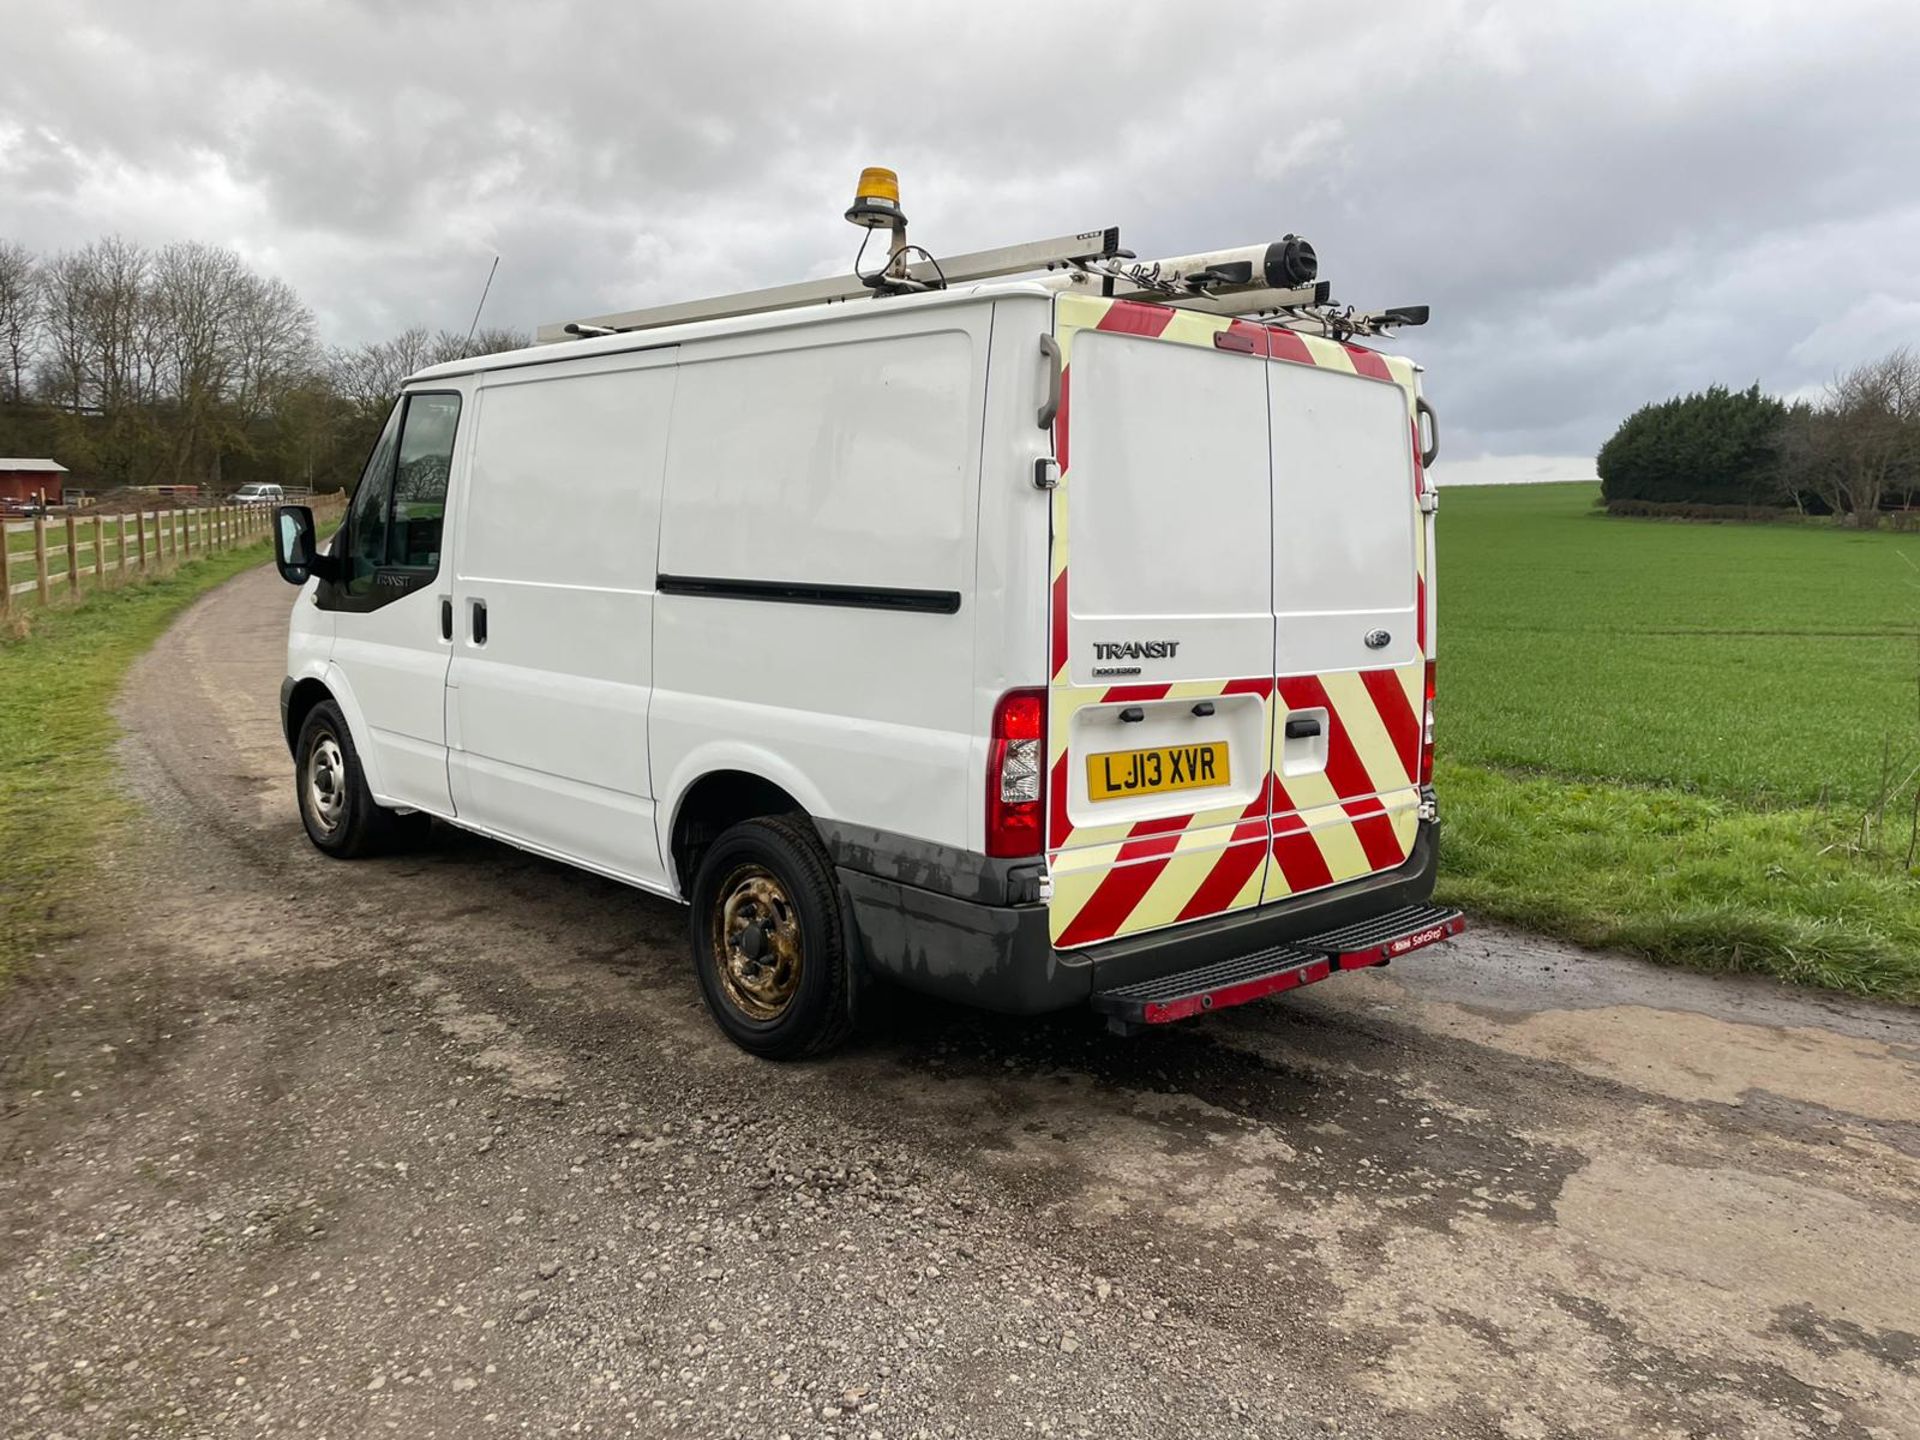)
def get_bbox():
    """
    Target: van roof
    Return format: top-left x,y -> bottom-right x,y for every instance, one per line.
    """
406,280 -> 1056,385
